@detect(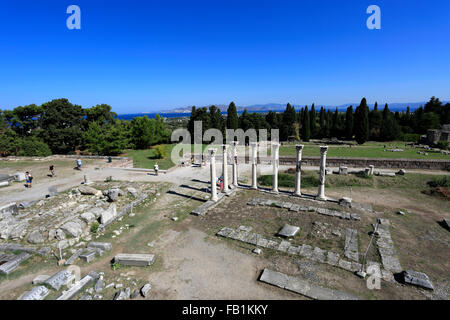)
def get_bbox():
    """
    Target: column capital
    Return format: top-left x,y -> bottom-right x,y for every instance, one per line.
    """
319,146 -> 328,154
222,144 -> 229,150
230,141 -> 239,146
296,144 -> 305,151
250,142 -> 258,147
208,148 -> 217,156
